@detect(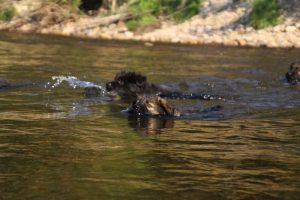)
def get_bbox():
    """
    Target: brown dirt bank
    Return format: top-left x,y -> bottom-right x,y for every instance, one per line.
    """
0,0 -> 299,48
